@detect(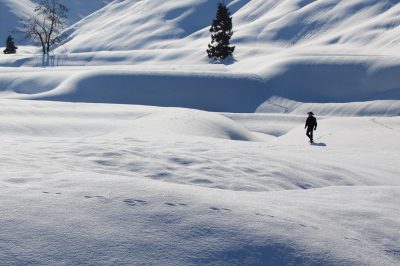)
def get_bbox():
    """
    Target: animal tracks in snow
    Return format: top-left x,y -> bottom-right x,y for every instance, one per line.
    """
38,191 -> 322,232
344,237 -> 361,242
37,190 -> 330,233
123,199 -> 147,206
210,207 -> 231,212
42,191 -> 62,195
165,202 -> 187,207
384,249 -> 400,257
84,195 -> 113,203
254,212 -> 320,230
